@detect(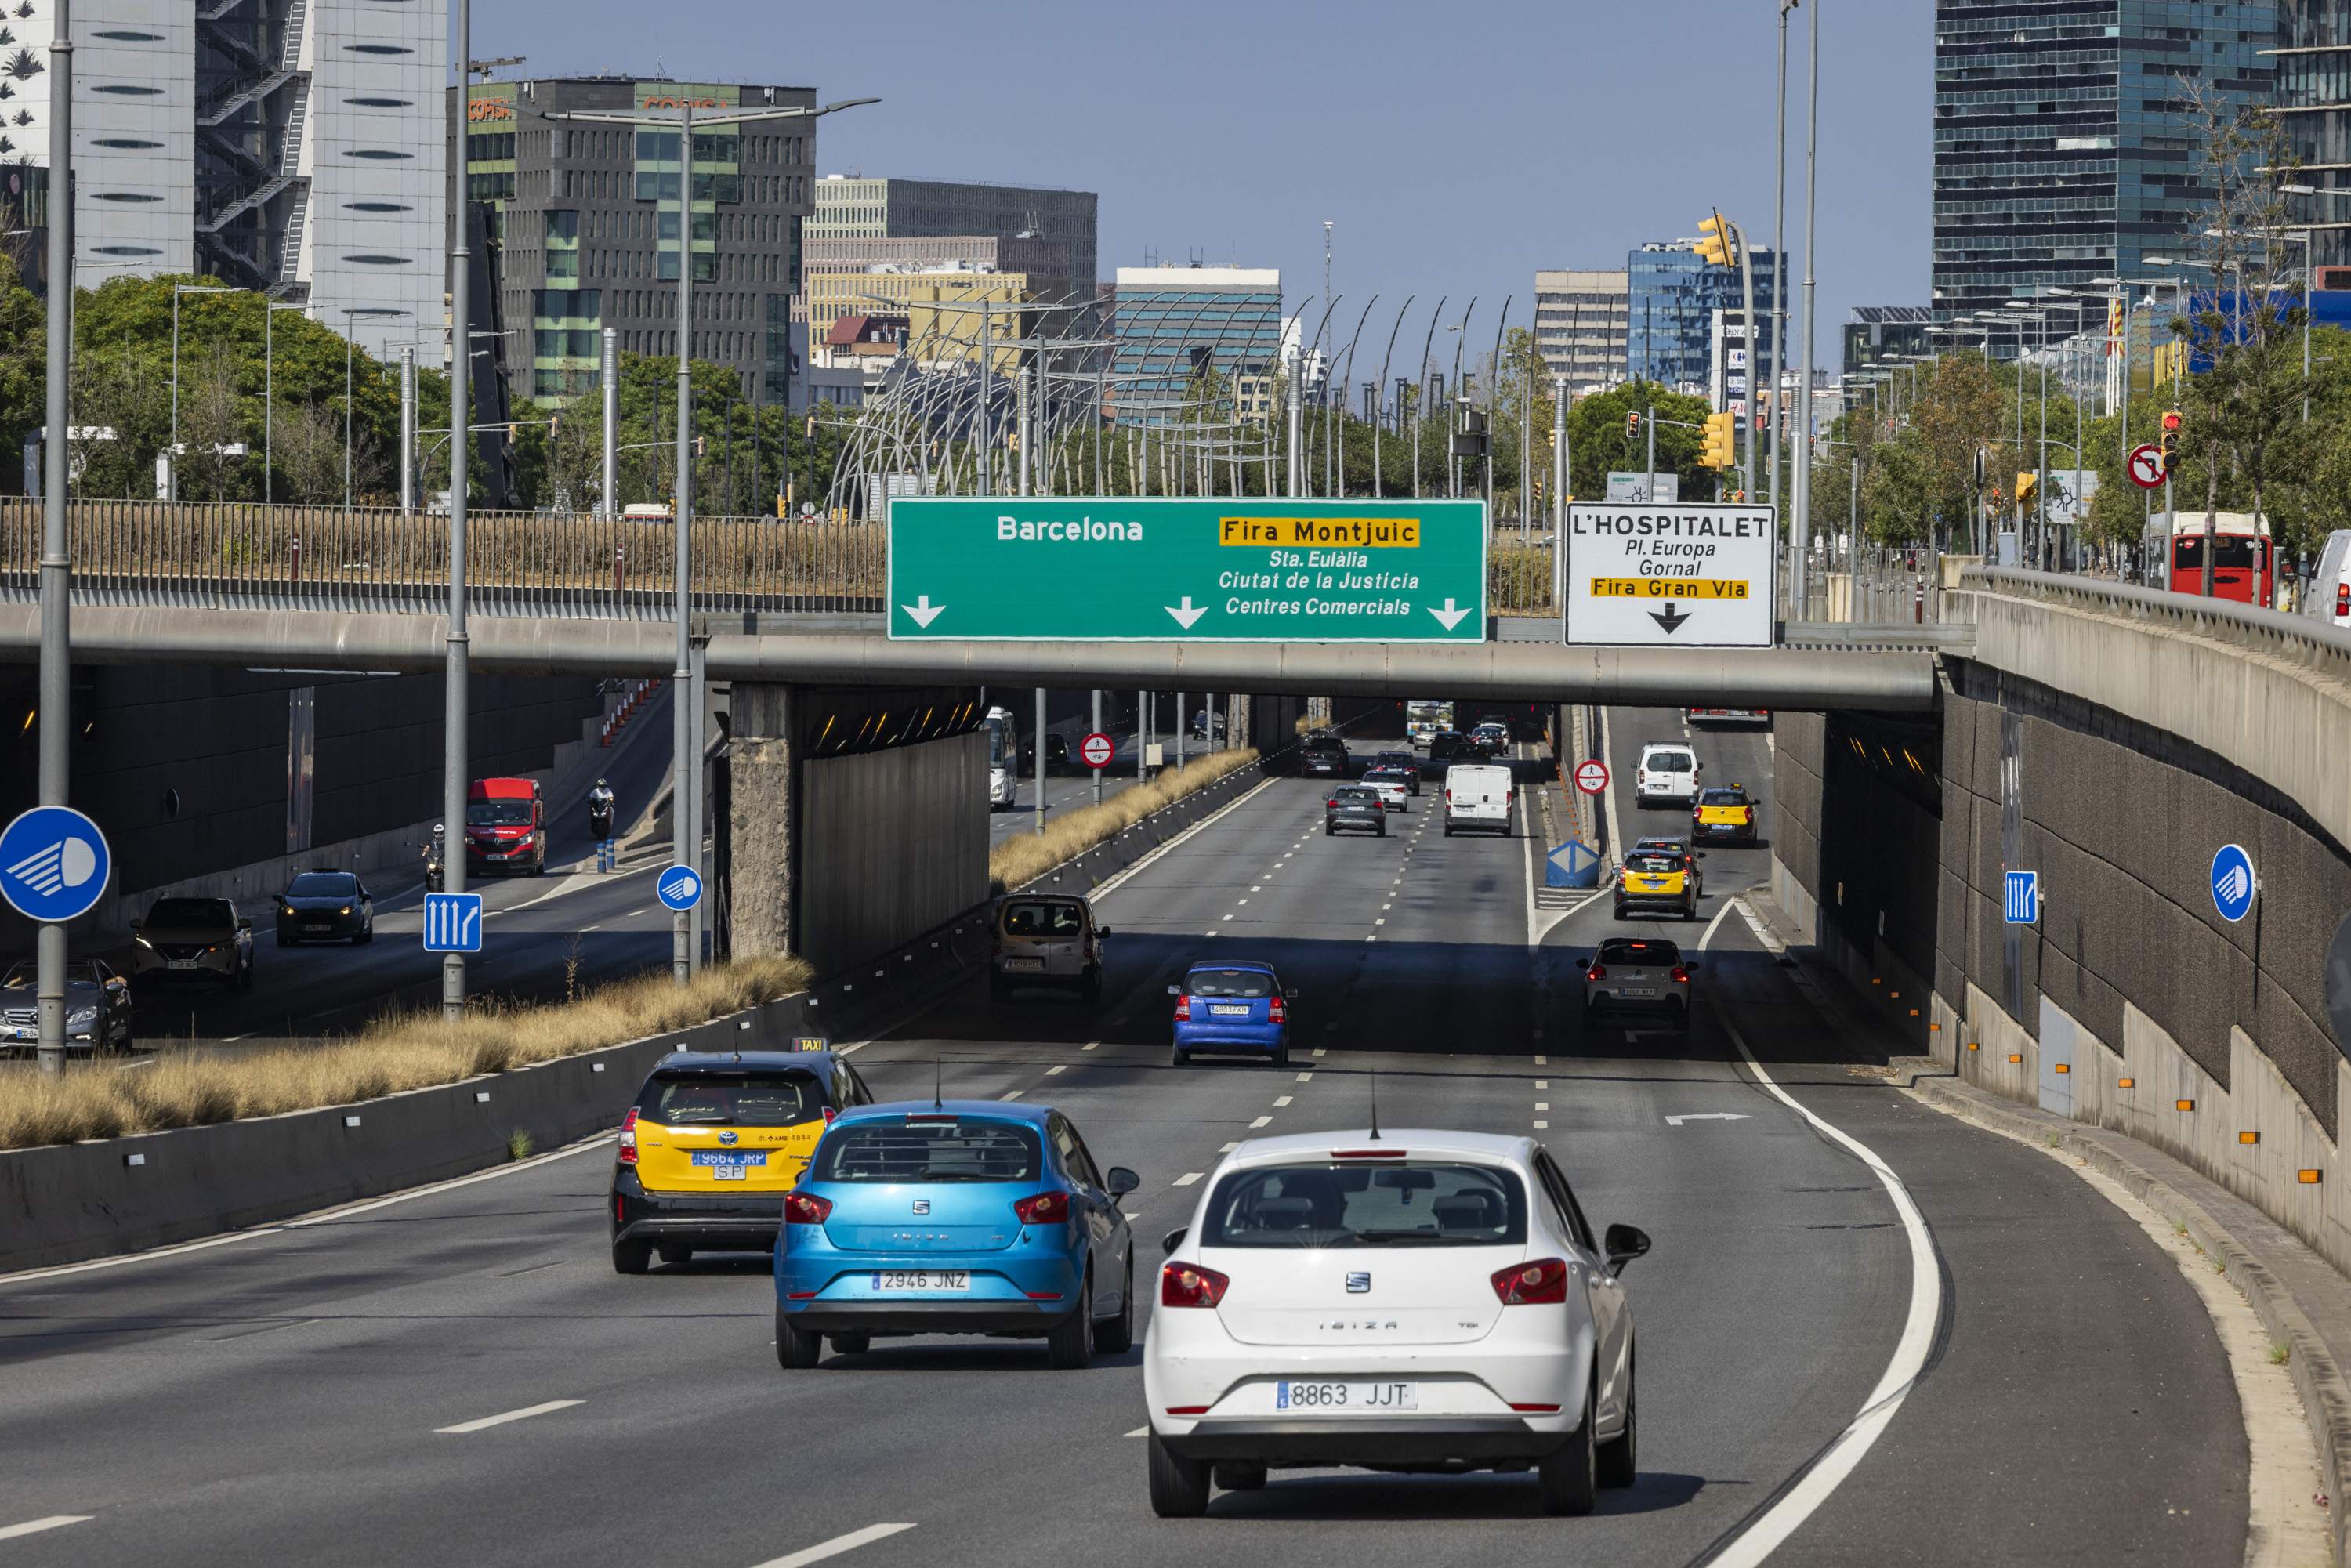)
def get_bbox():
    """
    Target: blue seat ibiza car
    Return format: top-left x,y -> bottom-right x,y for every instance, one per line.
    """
774,1100 -> 1140,1370
1170,961 -> 1292,1067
